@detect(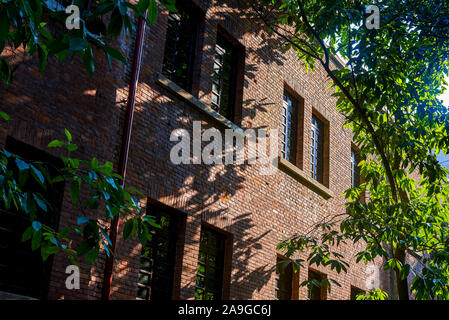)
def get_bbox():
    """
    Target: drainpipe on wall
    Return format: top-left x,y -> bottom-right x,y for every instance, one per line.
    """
102,13 -> 147,300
